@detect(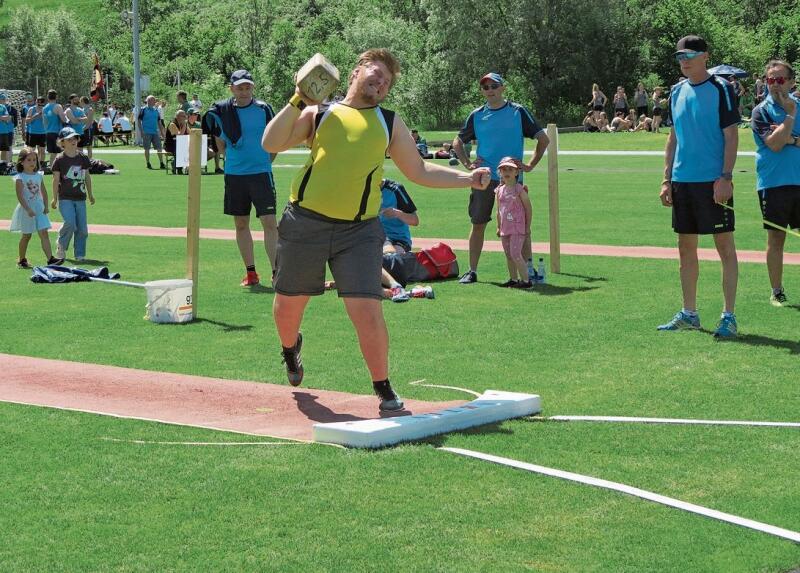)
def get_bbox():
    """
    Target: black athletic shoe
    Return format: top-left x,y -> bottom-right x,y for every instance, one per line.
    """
47,256 -> 65,265
513,280 -> 533,289
17,258 -> 31,269
499,279 -> 517,288
281,332 -> 304,387
146,162 -> 153,170
373,380 -> 405,412
459,270 -> 477,284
